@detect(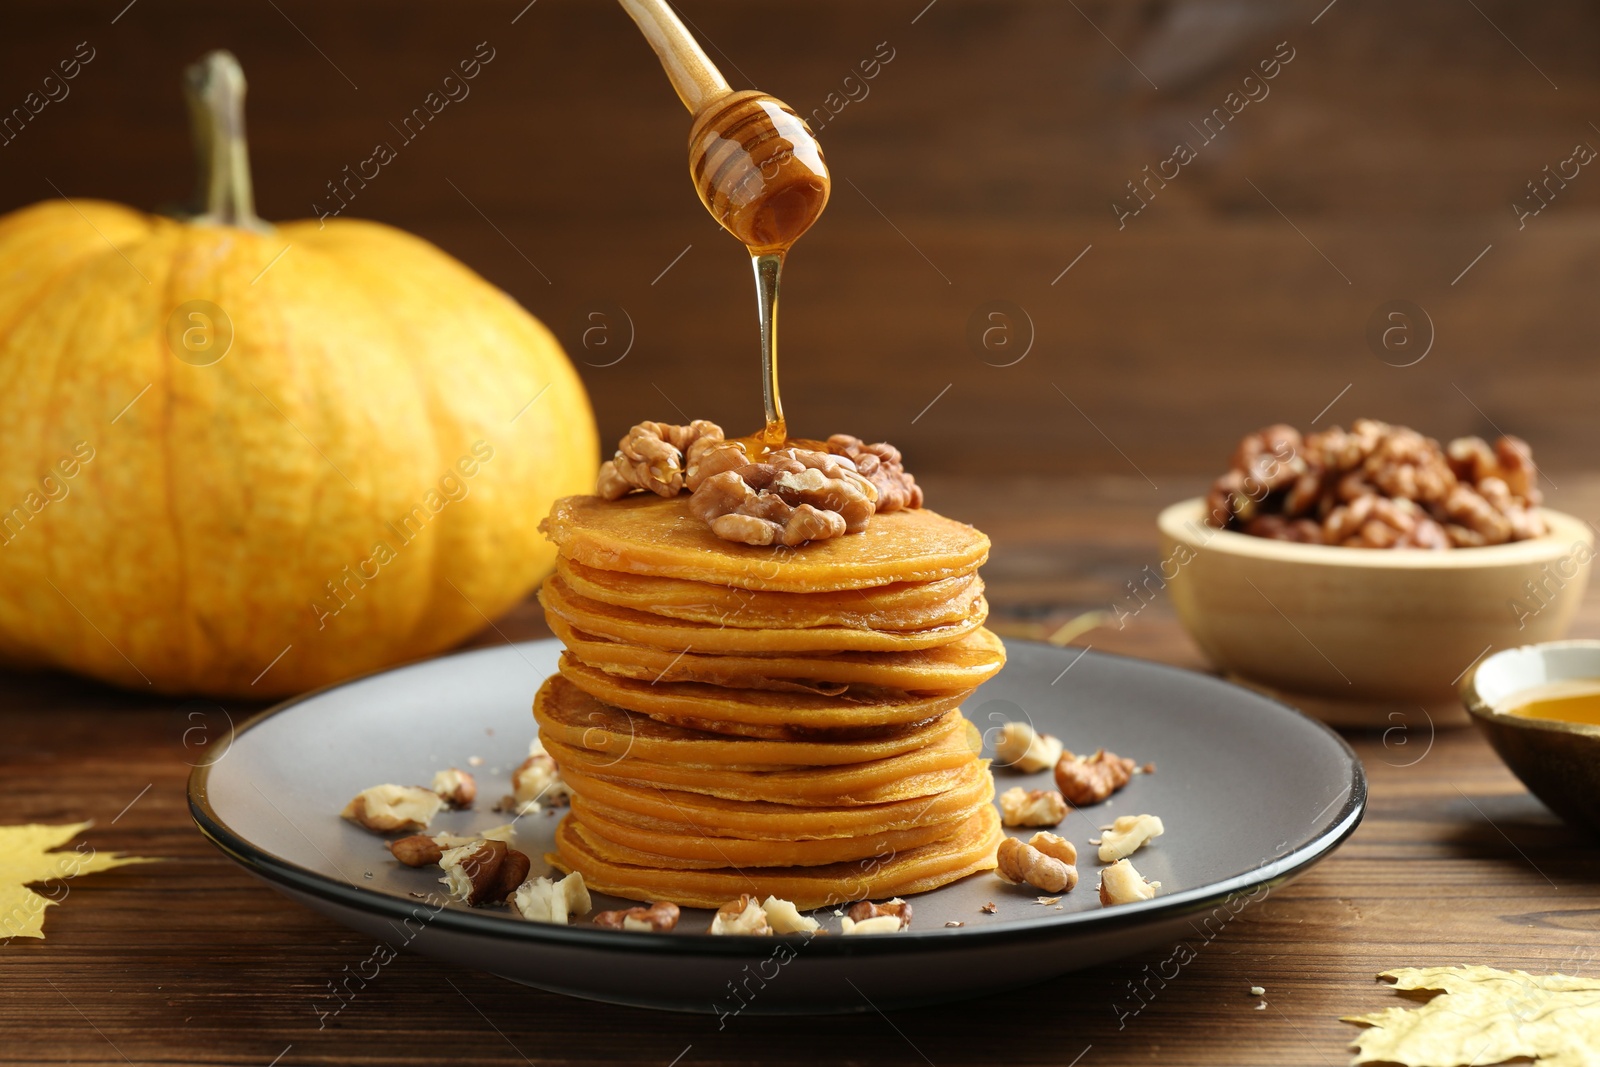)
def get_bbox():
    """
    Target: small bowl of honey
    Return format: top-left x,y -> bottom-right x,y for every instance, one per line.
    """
1461,640 -> 1600,835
